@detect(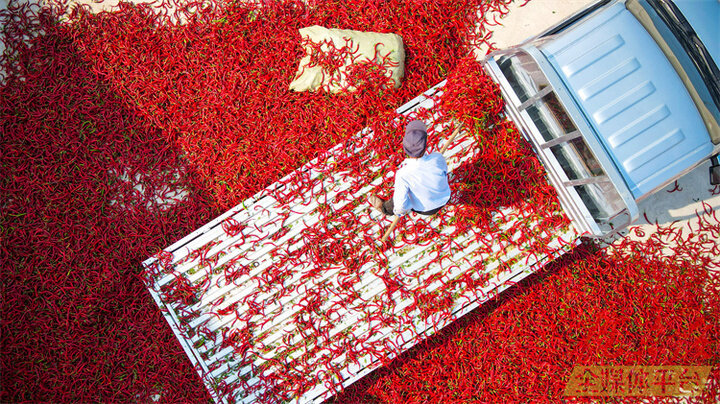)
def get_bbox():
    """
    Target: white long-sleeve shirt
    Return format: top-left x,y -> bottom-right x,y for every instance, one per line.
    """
392,152 -> 451,216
